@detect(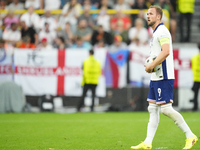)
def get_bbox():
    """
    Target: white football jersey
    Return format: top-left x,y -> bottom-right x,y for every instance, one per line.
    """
149,23 -> 174,81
